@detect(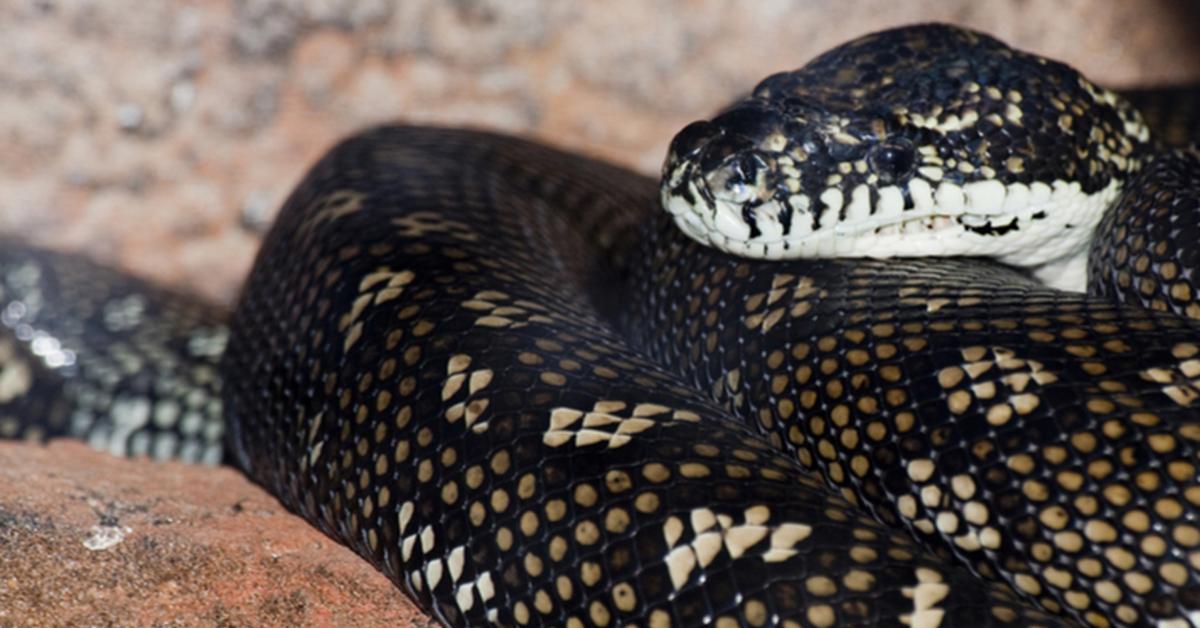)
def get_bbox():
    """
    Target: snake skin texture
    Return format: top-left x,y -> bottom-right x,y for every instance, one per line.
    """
1090,149 -> 1200,320
622,214 -> 1200,626
0,242 -> 227,463
219,127 -> 1064,626
4,22 -> 1200,628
